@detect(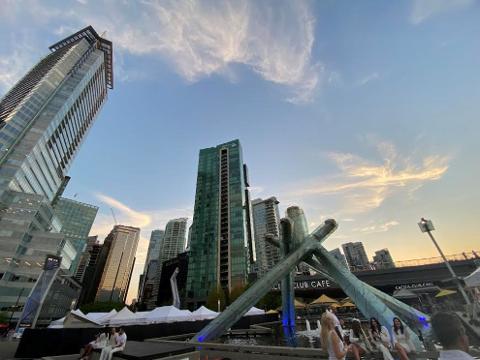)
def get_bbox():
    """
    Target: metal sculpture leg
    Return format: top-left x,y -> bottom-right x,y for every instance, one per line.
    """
280,219 -> 296,328
190,220 -> 338,343
313,247 -> 424,351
